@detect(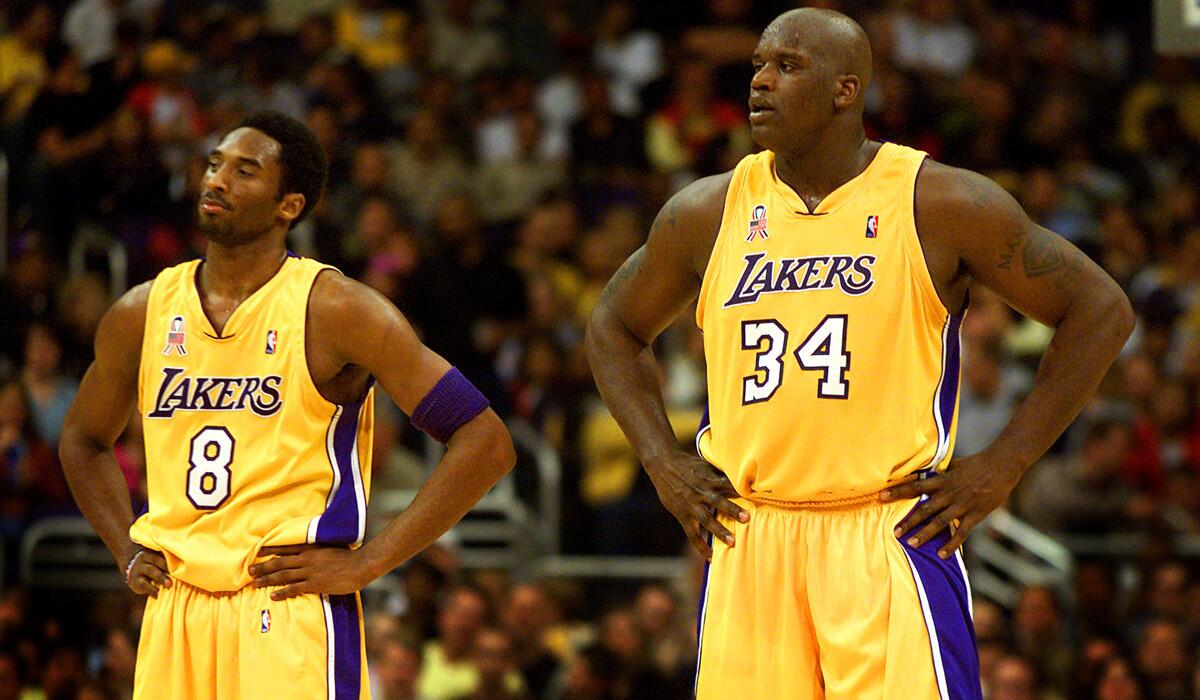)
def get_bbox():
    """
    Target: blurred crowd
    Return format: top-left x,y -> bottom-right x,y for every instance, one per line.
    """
0,0 -> 1198,698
